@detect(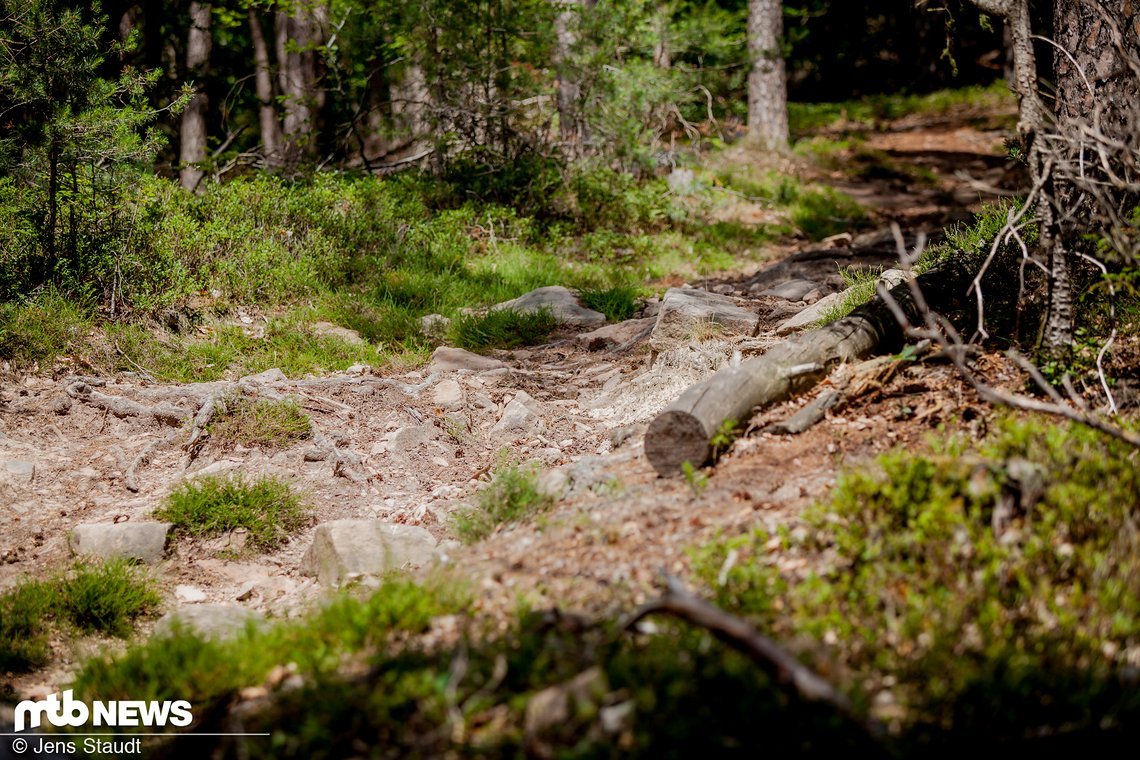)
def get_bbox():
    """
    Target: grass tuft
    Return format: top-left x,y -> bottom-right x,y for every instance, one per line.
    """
448,308 -> 557,352
578,284 -> 642,322
156,474 -> 309,551
207,396 -> 312,449
453,460 -> 554,543
0,559 -> 159,672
